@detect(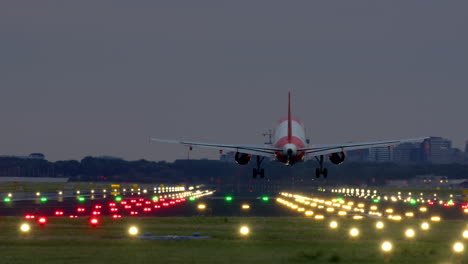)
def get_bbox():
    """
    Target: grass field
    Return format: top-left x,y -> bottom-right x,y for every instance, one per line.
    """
0,216 -> 466,264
